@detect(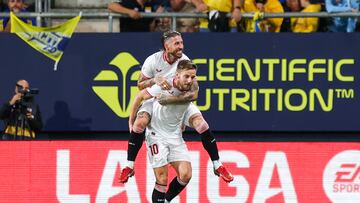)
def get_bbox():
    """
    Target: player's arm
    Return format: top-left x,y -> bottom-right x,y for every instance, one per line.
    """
137,74 -> 171,90
128,89 -> 153,131
137,74 -> 156,90
157,79 -> 199,105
